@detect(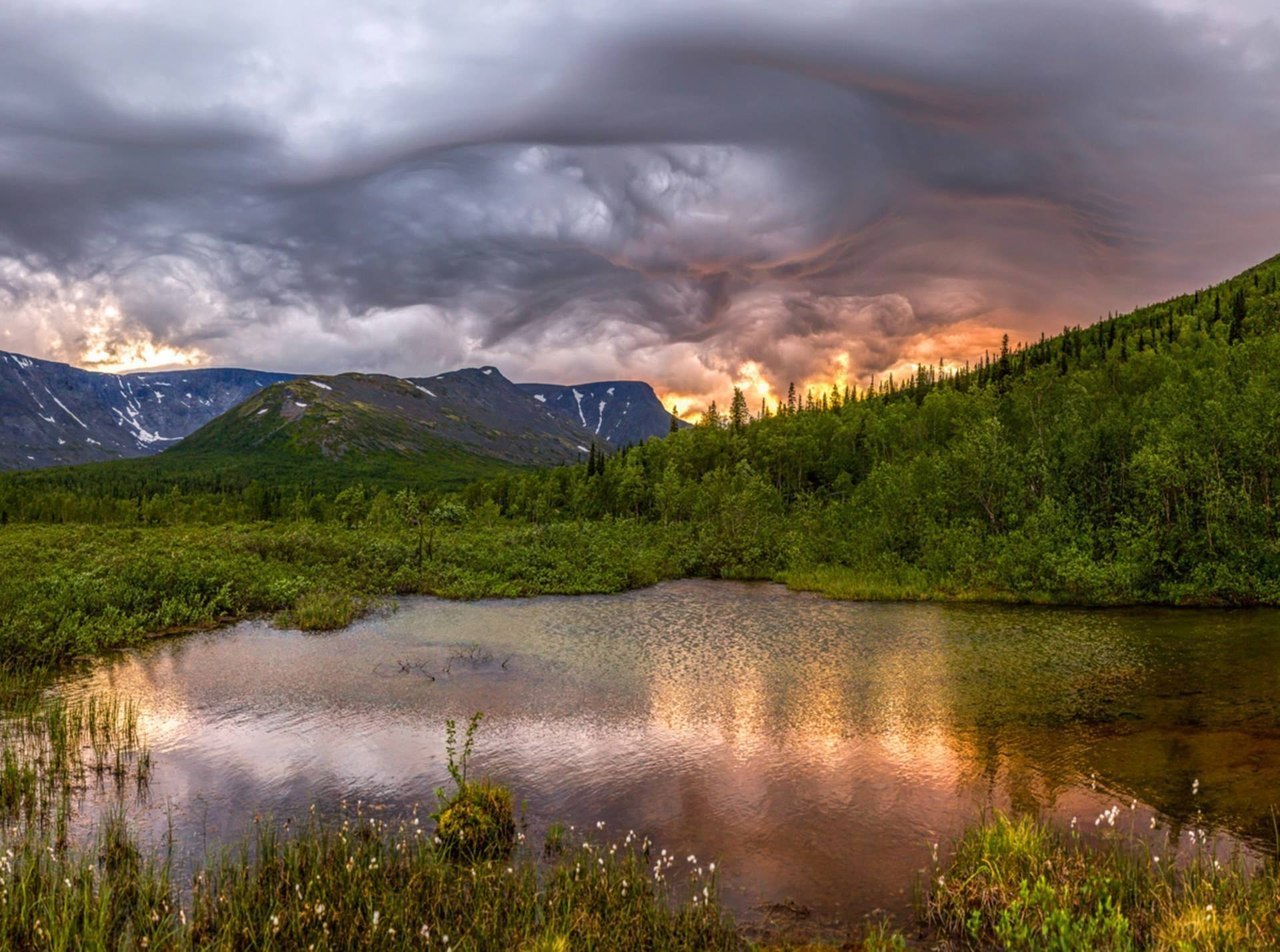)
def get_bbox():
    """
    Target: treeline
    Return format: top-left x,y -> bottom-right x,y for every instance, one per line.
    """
0,449 -> 499,525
